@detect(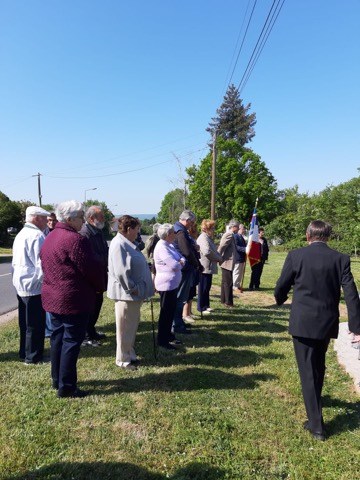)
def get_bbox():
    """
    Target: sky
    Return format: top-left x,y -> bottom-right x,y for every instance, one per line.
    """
1,0 -> 359,216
